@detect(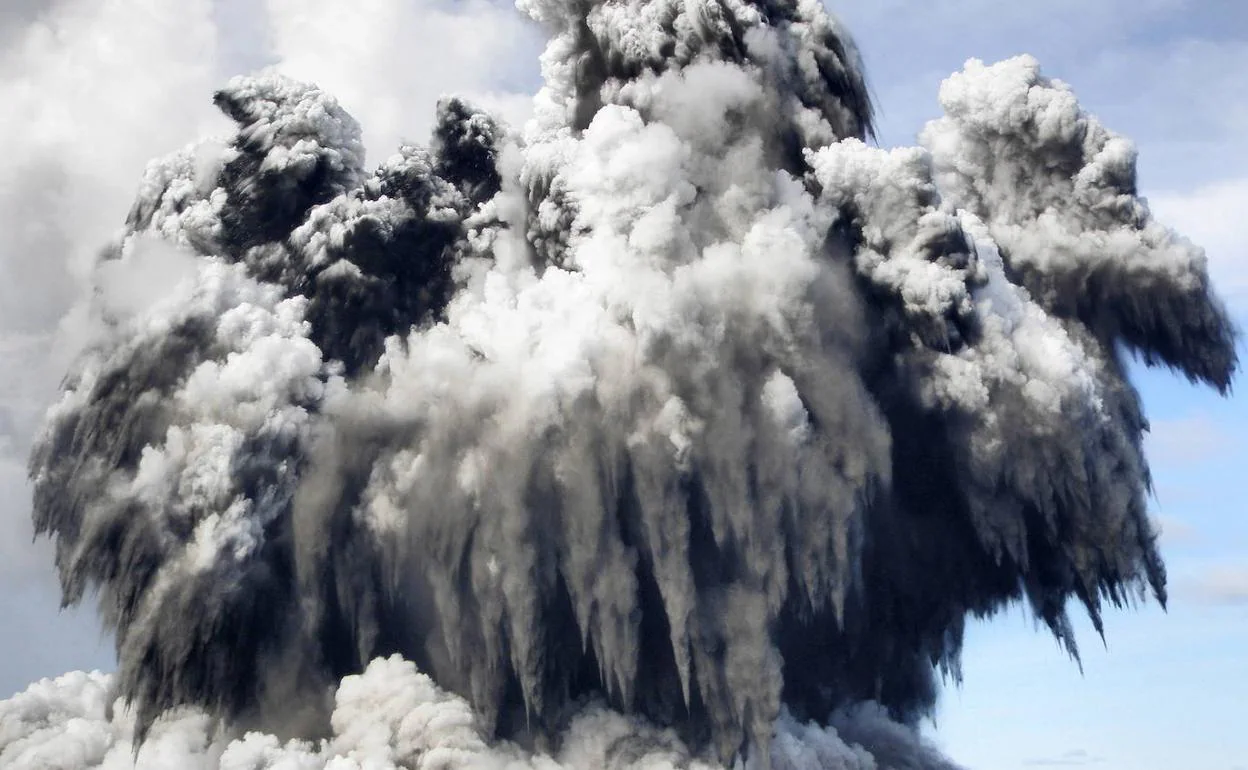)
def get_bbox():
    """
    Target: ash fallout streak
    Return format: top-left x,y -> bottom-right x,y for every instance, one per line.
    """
5,0 -> 1237,768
